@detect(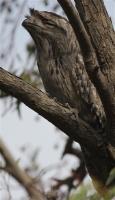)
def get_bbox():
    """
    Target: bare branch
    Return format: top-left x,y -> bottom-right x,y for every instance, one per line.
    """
57,0 -> 93,56
0,67 -> 114,191
74,0 -> 115,146
0,67 -> 102,149
0,137 -> 46,200
75,0 -> 115,71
